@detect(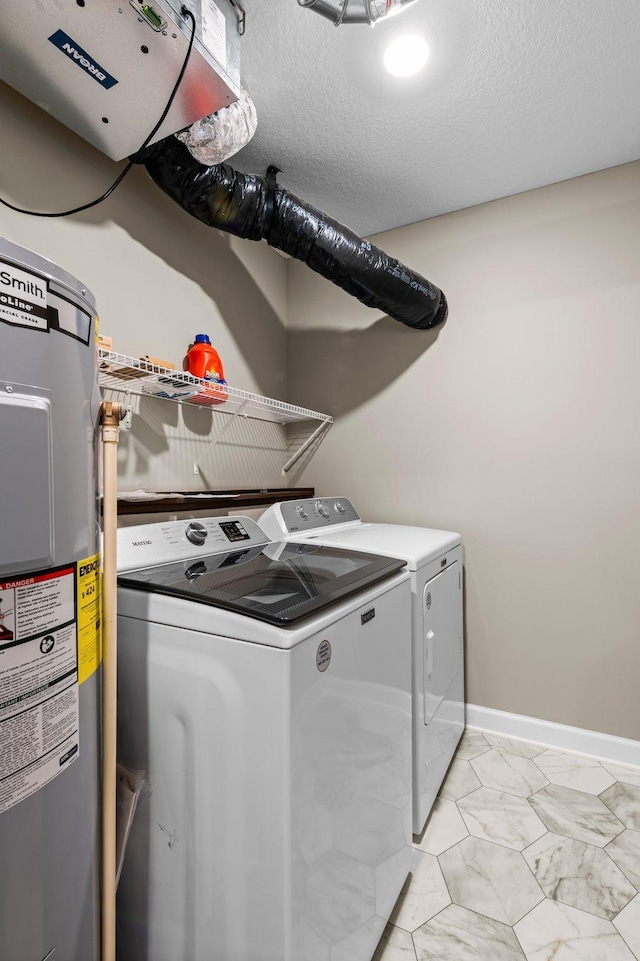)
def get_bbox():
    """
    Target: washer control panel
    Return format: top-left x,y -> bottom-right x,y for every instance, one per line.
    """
117,516 -> 268,572
267,497 -> 360,535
